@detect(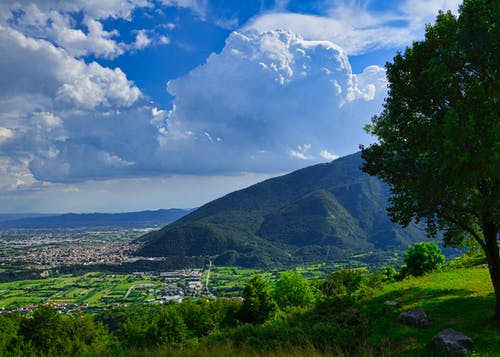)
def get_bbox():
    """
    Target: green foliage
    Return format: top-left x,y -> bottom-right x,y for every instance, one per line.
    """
0,314 -> 22,355
239,274 -> 276,324
361,0 -> 499,315
17,306 -> 109,356
147,307 -> 192,346
273,271 -> 316,310
380,265 -> 398,282
320,269 -> 365,299
403,242 -> 445,276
